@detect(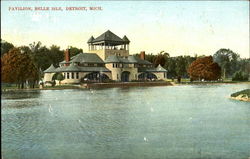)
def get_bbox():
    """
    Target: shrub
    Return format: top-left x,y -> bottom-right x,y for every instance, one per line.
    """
232,71 -> 249,81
